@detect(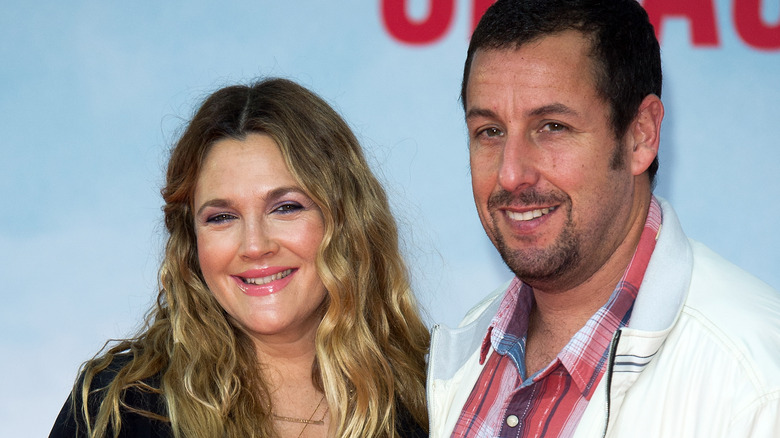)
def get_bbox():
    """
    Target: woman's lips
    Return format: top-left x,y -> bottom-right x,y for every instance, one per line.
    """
233,268 -> 296,296
242,268 -> 293,285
